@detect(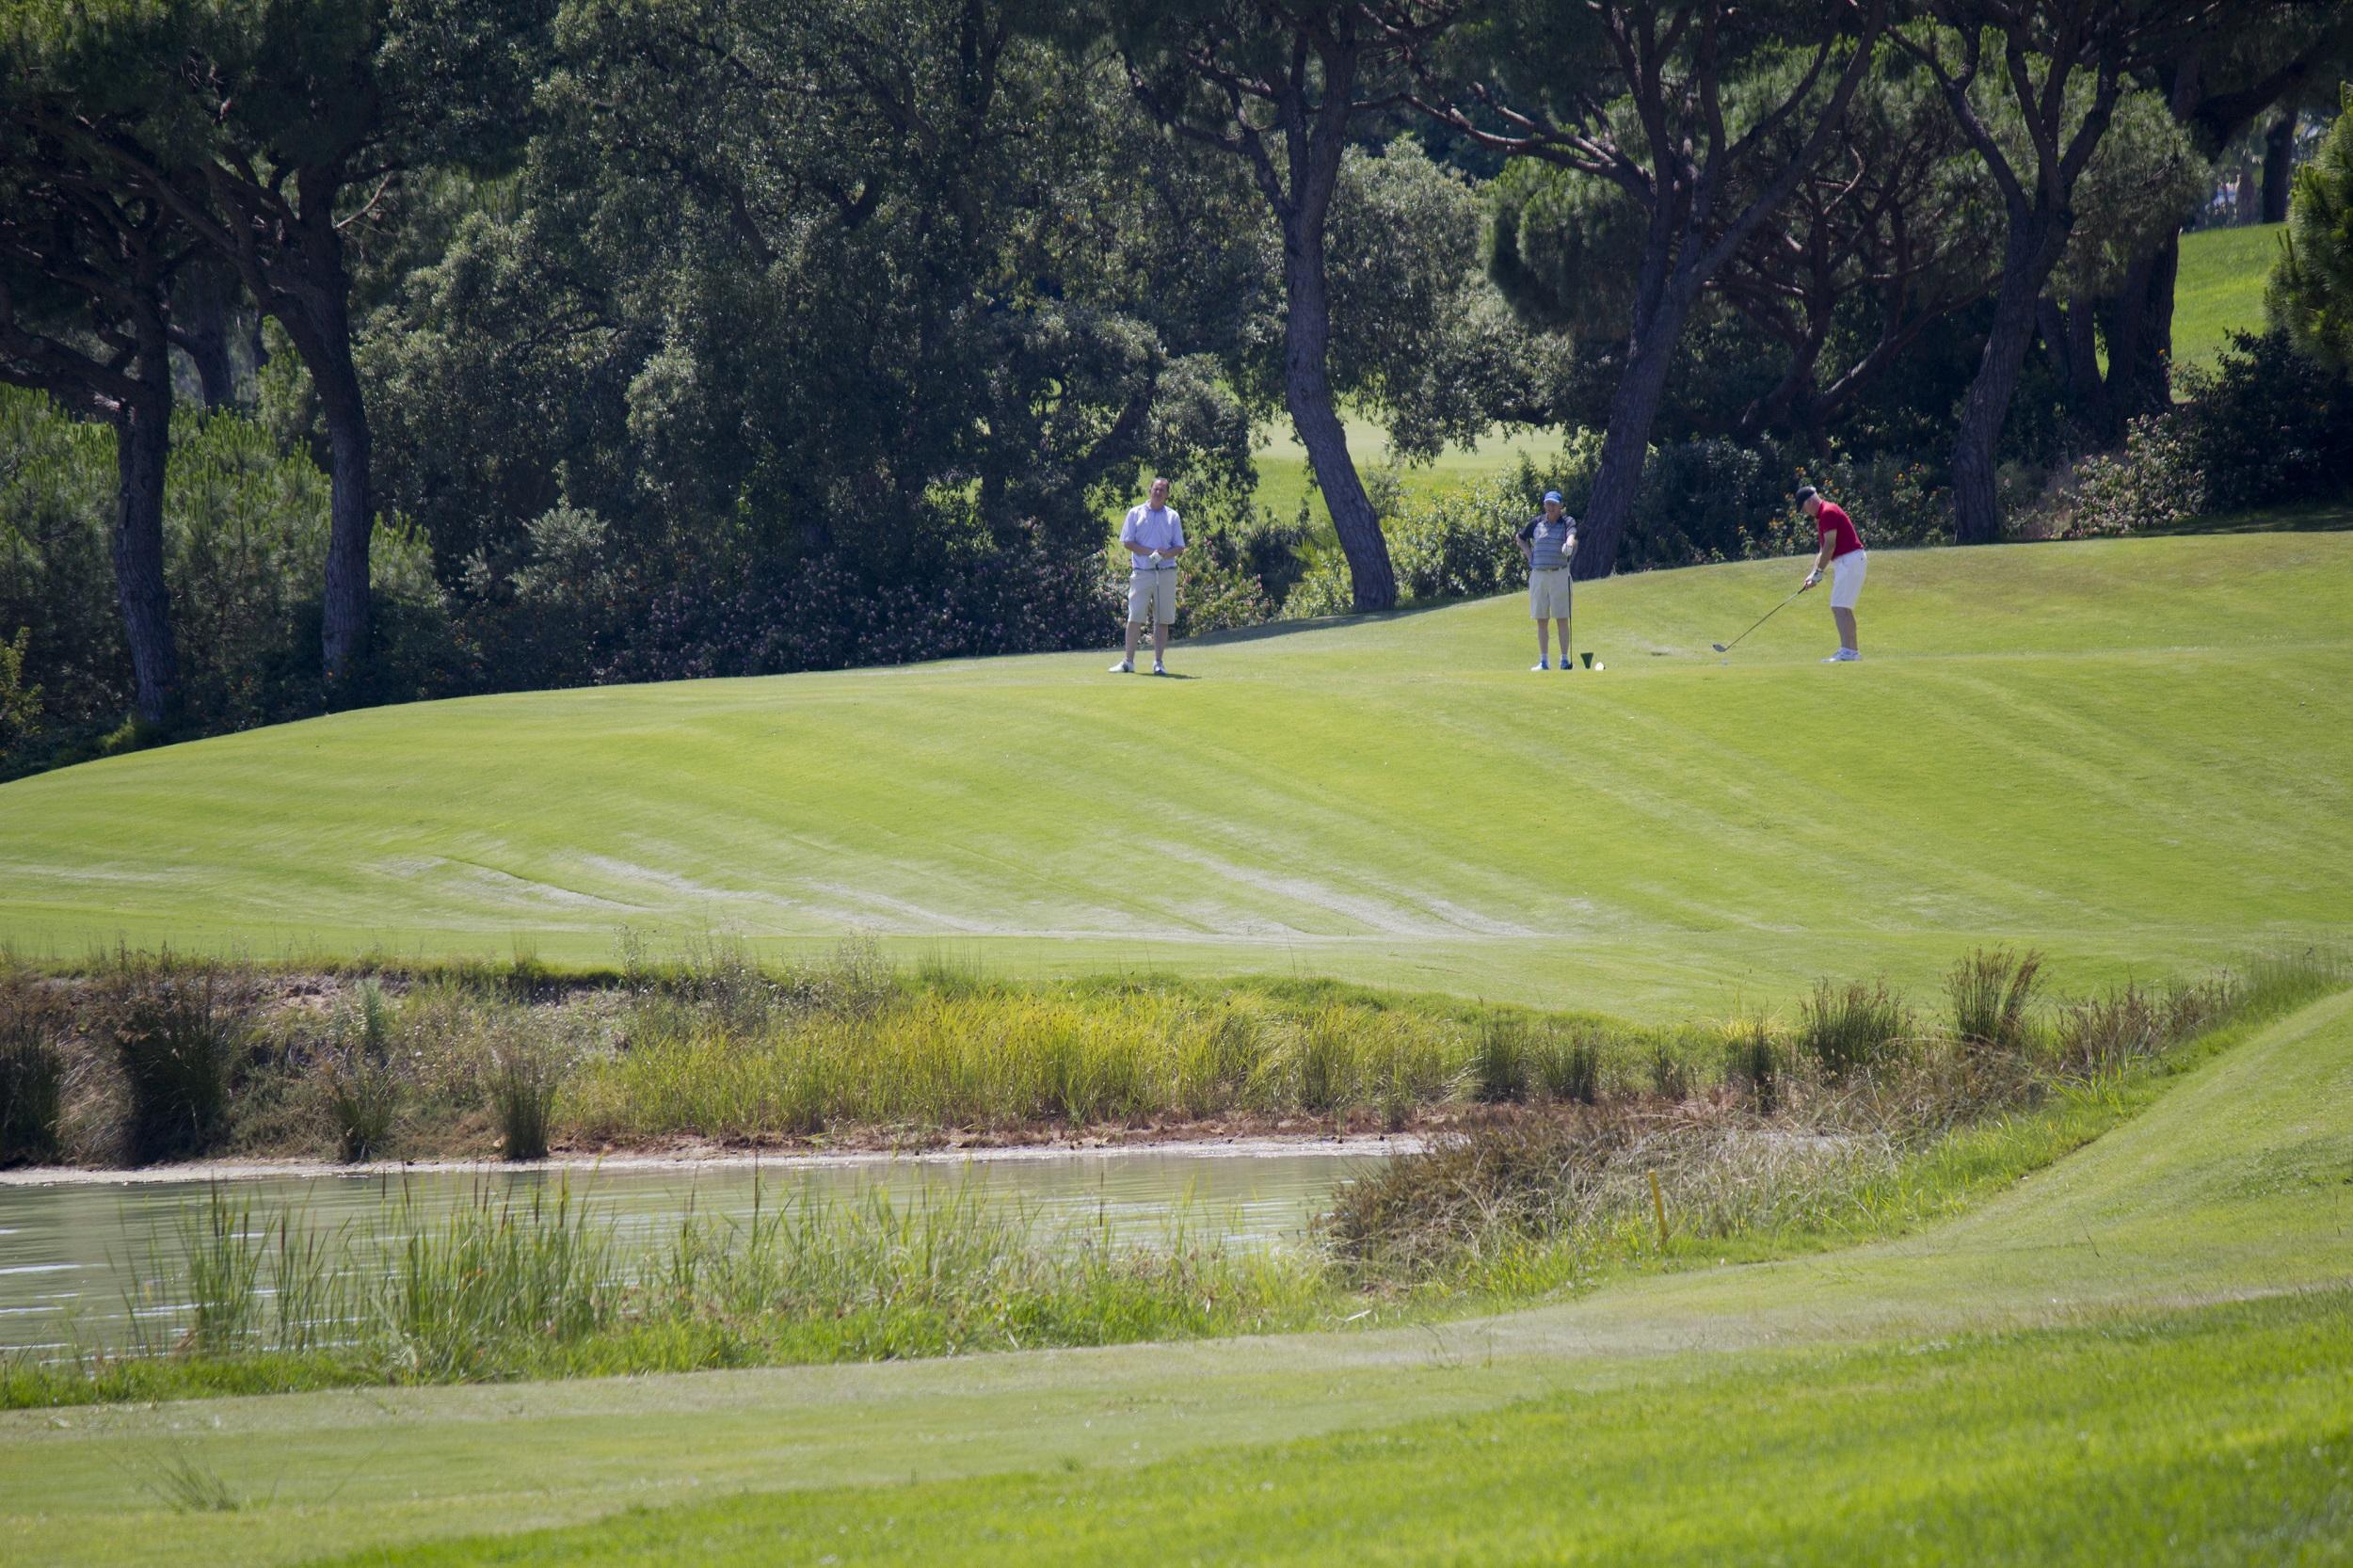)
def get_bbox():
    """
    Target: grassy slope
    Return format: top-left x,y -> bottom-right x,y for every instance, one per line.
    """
2171,221 -> 2281,371
3,534 -> 2347,1015
8,985 -> 2347,1568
